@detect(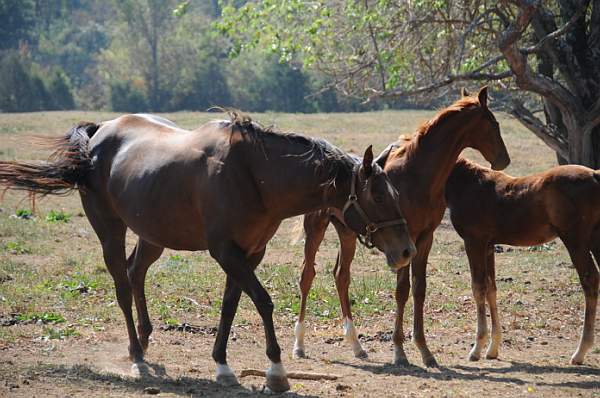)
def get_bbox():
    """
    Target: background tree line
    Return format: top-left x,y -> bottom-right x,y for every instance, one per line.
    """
0,0 -> 419,113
